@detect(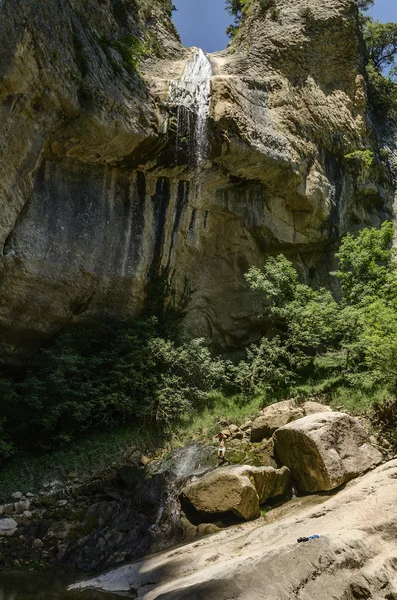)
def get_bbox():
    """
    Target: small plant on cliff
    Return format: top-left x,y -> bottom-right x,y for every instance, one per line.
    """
269,5 -> 280,21
343,149 -> 374,176
299,6 -> 314,22
113,34 -> 152,72
225,0 -> 278,37
225,0 -> 253,38
357,0 -> 374,11
258,0 -> 276,11
137,0 -> 176,19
